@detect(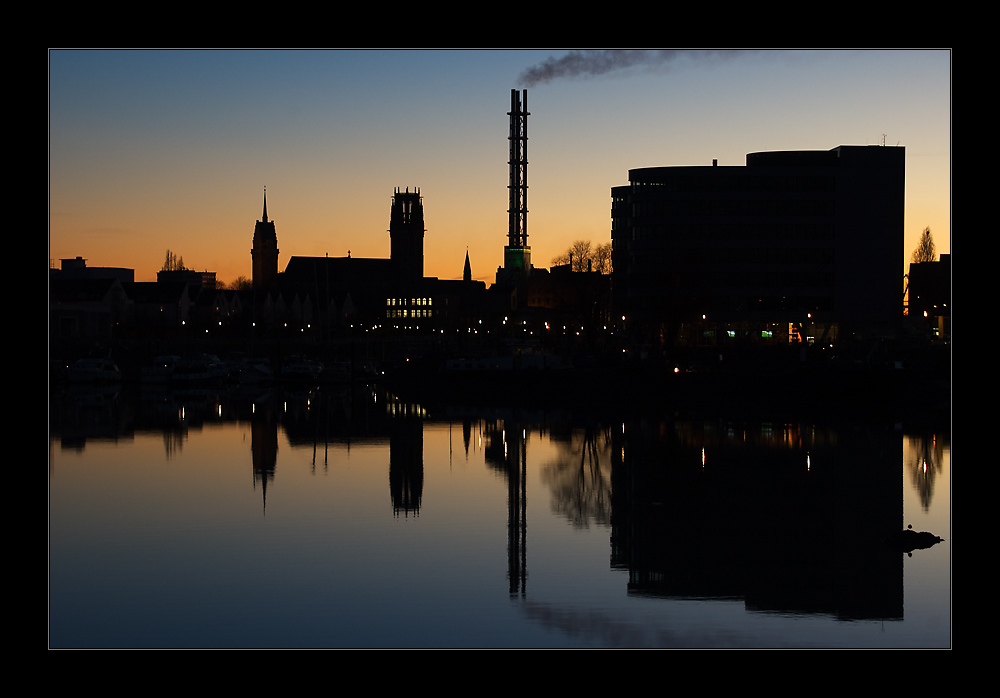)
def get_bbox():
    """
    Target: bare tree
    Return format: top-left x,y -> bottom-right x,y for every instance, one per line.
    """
551,240 -> 591,271
910,227 -> 937,263
552,240 -> 612,273
592,242 -> 613,274
540,427 -> 613,528
229,276 -> 252,291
